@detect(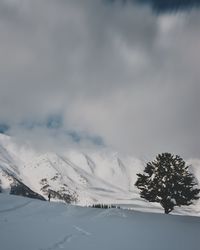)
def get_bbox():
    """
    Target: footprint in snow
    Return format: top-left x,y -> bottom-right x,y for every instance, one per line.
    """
73,225 -> 91,236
